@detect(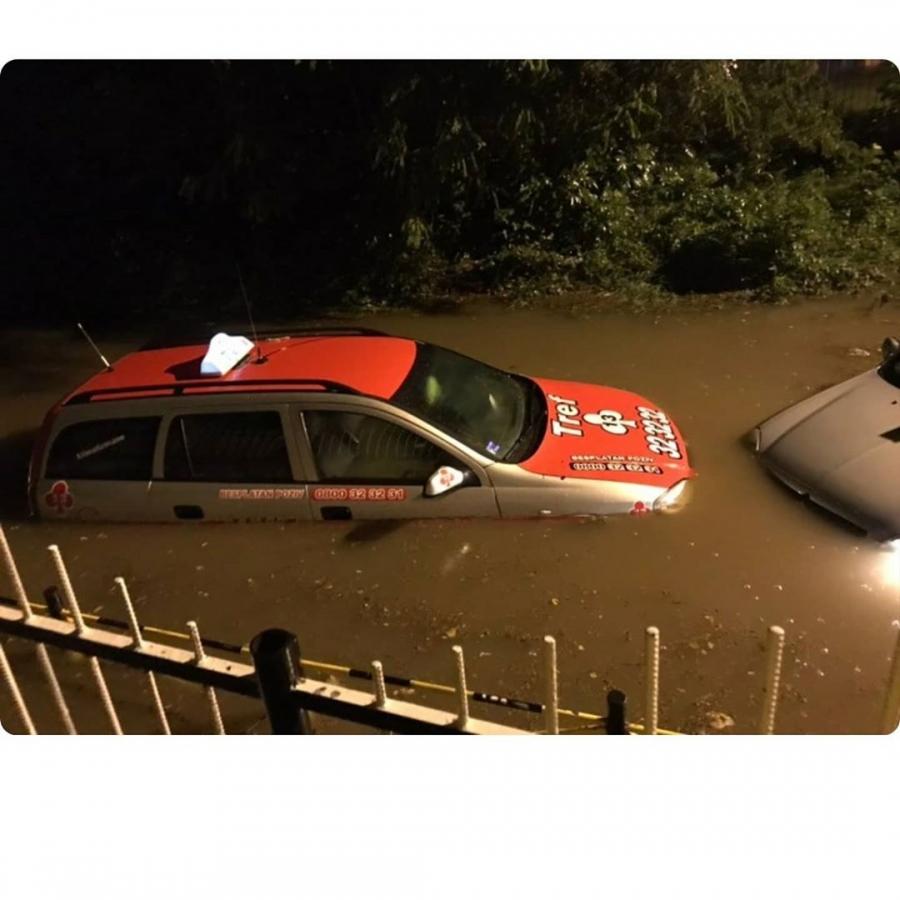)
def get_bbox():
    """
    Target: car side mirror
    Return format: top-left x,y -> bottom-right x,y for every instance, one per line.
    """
882,336 -> 900,363
424,465 -> 470,497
